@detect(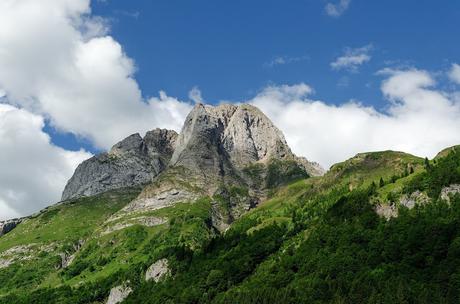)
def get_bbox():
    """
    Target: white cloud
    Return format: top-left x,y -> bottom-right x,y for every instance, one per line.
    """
325,0 -> 351,17
449,63 -> 460,85
0,0 -> 192,149
250,69 -> 460,168
0,104 -> 91,220
188,86 -> 204,104
263,55 -> 309,68
331,45 -> 372,72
